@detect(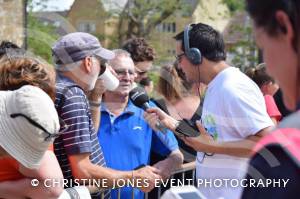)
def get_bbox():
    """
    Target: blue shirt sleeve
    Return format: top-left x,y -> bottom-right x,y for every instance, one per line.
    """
151,129 -> 179,156
149,100 -> 179,156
